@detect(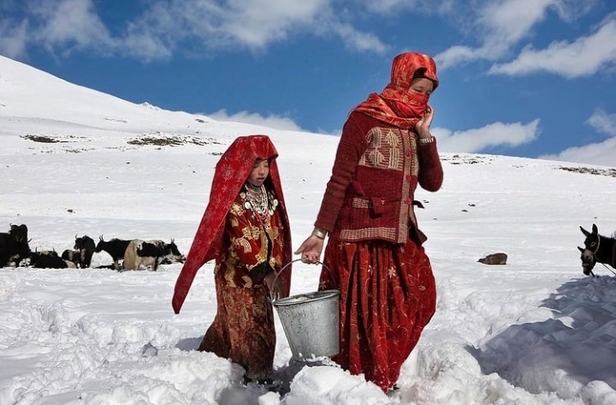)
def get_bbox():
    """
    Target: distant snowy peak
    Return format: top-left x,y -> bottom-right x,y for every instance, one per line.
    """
0,55 -> 284,139
0,55 -> 196,128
